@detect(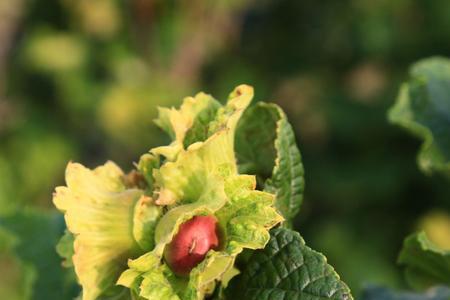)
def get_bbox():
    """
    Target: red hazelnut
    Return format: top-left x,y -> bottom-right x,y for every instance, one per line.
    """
164,215 -> 220,276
